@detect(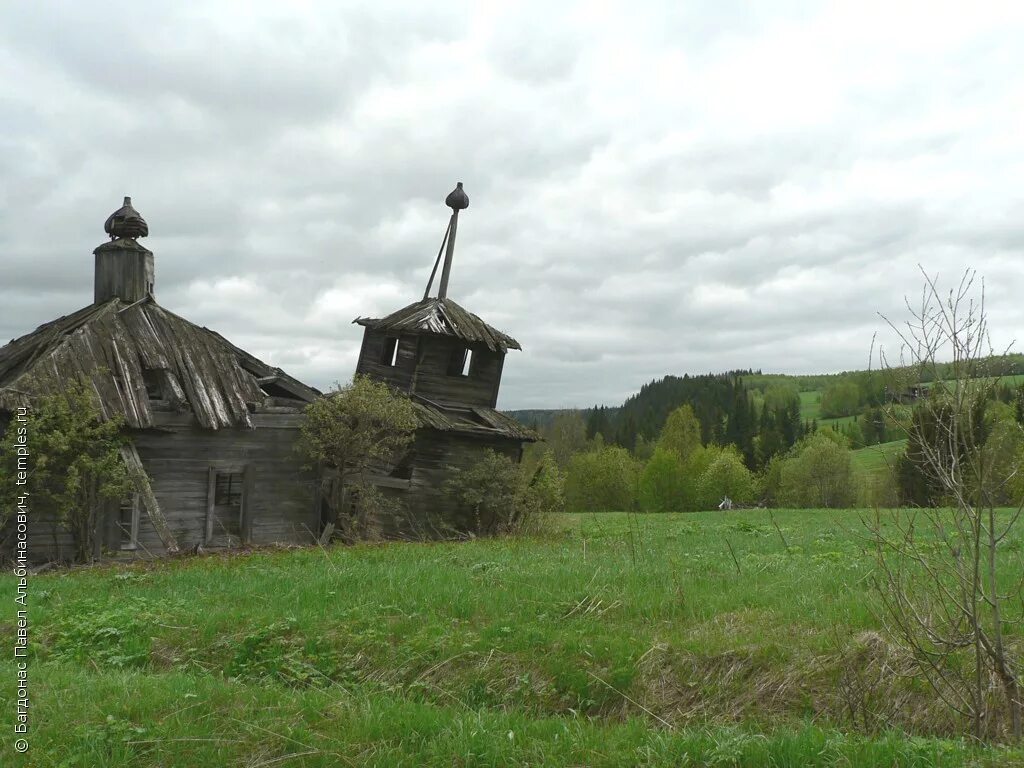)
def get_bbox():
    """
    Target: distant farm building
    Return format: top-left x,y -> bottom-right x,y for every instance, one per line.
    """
0,198 -> 321,561
350,183 -> 537,536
